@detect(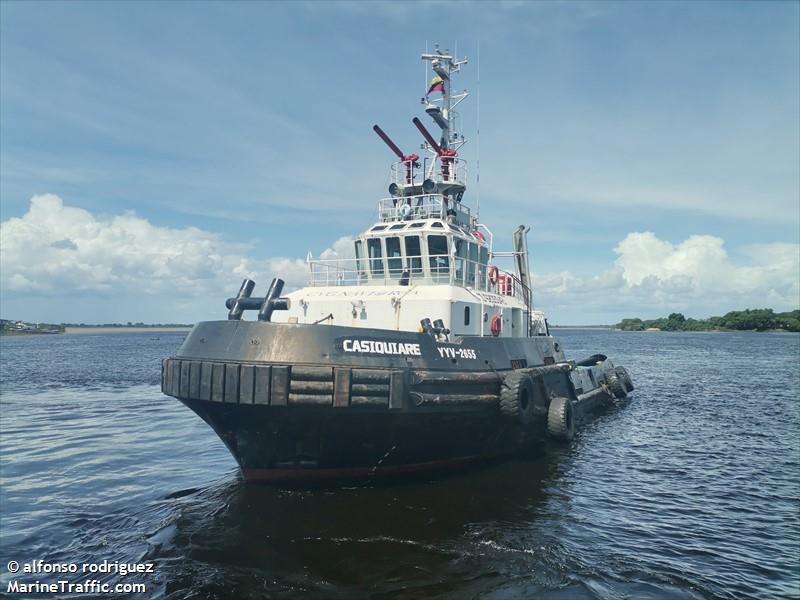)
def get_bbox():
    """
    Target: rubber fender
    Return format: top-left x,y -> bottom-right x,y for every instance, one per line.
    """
575,354 -> 607,367
499,371 -> 536,425
547,396 -> 574,441
615,366 -> 634,392
605,371 -> 627,399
